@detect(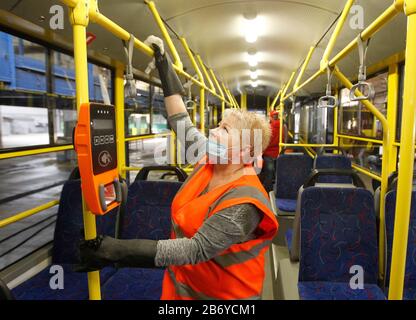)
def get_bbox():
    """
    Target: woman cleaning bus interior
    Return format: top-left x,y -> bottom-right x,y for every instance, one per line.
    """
76,36 -> 279,300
